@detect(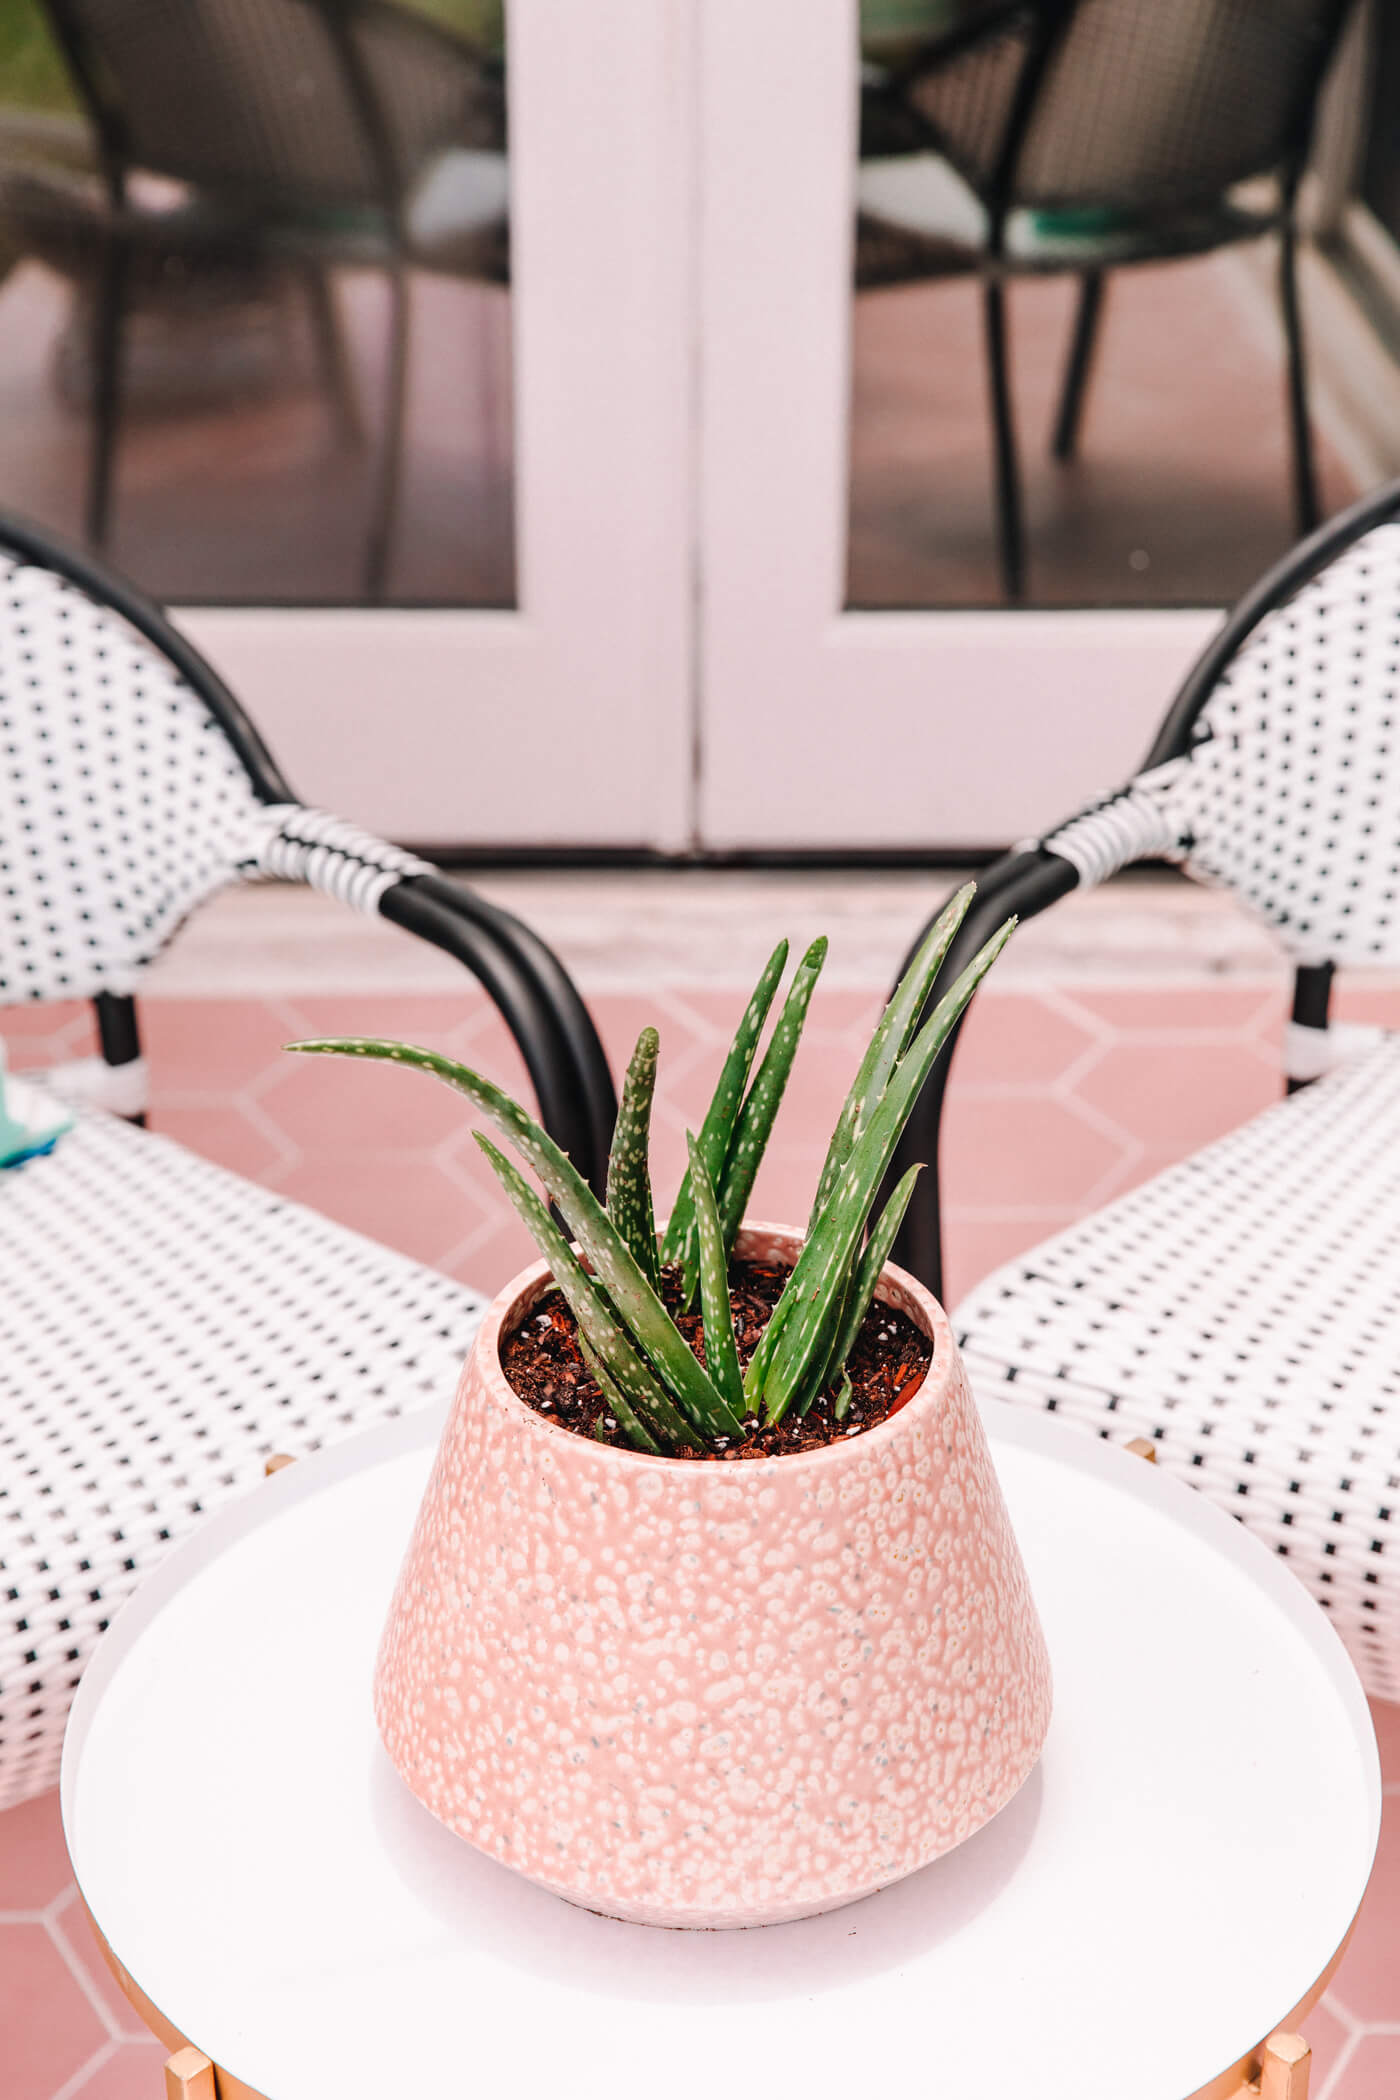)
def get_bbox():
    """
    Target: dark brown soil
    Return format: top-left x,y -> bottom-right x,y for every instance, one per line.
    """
499,1256 -> 931,1460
